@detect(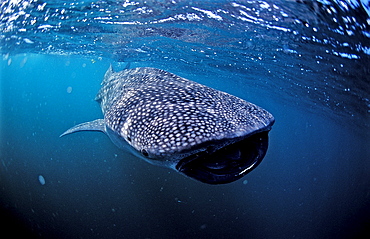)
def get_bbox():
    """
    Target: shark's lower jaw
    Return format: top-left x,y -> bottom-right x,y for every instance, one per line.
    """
175,131 -> 269,184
